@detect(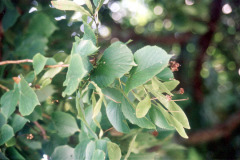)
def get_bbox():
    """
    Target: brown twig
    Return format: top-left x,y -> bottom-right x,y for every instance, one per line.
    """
0,84 -> 9,92
0,59 -> 69,68
181,110 -> 240,145
42,113 -> 51,120
33,121 -> 48,140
